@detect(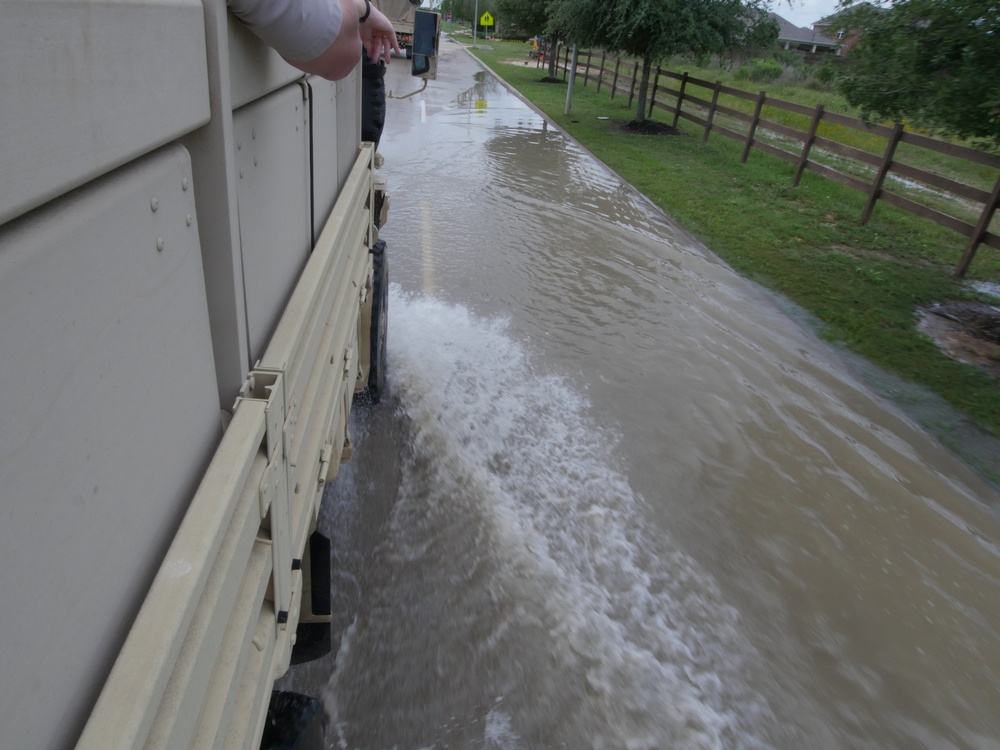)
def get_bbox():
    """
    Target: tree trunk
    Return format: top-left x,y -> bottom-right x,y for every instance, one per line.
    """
634,55 -> 653,124
547,39 -> 559,80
